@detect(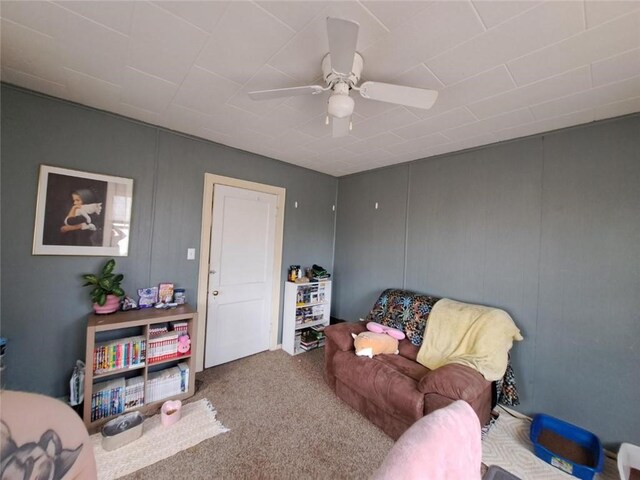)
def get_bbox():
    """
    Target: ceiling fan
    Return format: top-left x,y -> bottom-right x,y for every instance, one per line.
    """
248,17 -> 438,138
